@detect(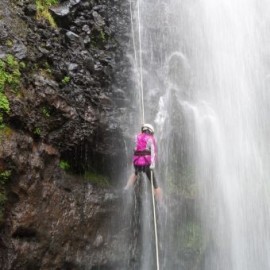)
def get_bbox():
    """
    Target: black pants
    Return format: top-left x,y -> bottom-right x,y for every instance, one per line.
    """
134,165 -> 158,189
